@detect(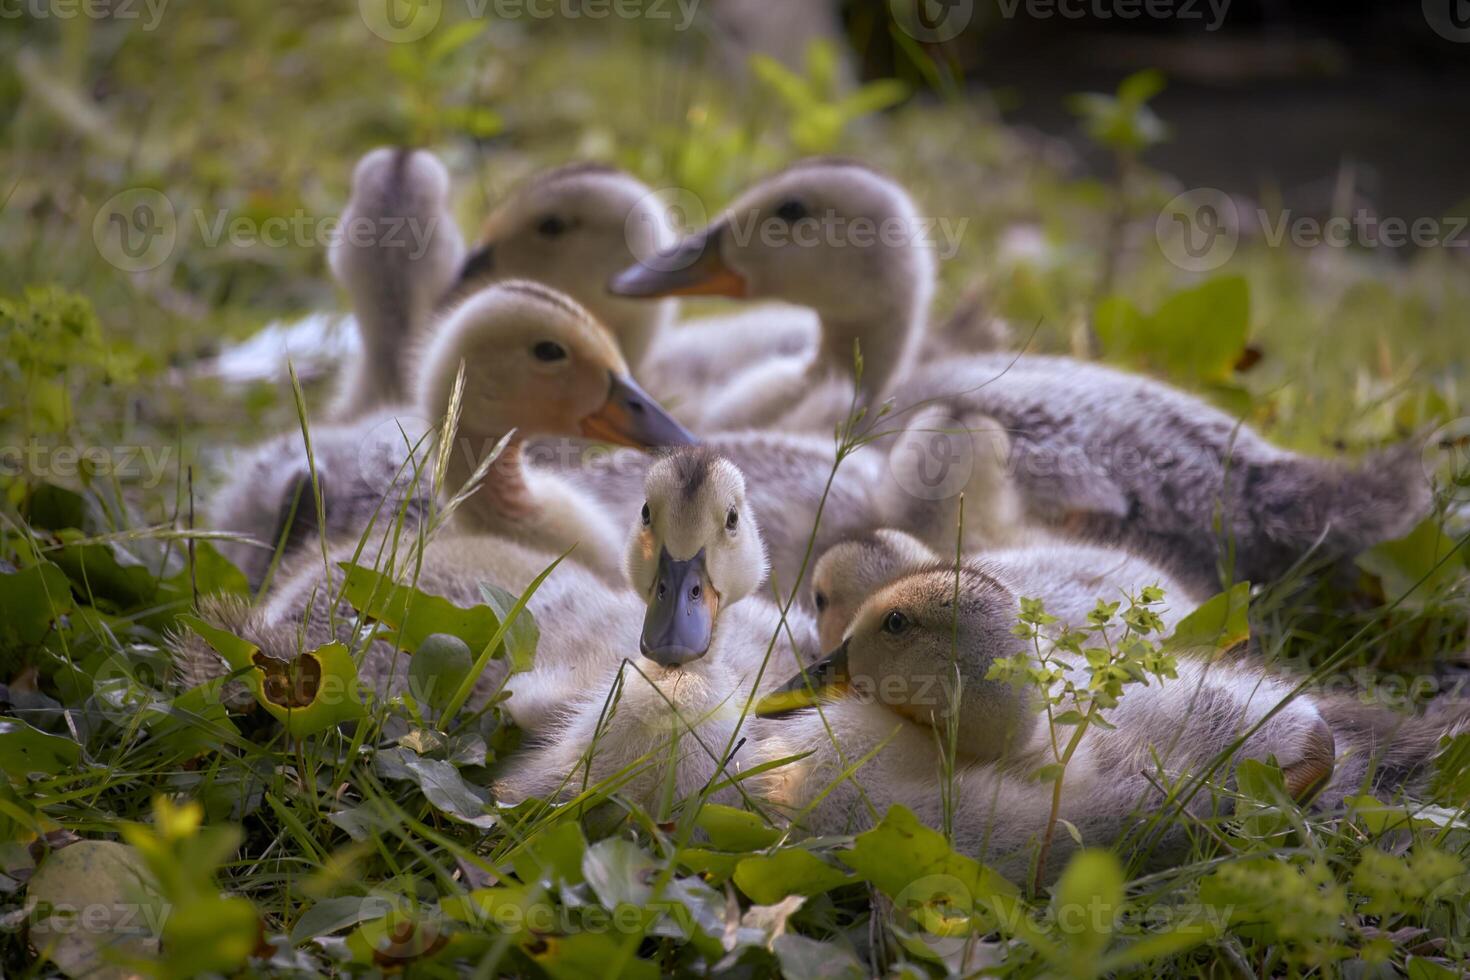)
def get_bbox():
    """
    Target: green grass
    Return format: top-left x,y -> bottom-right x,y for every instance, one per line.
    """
3,6 -> 1470,978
